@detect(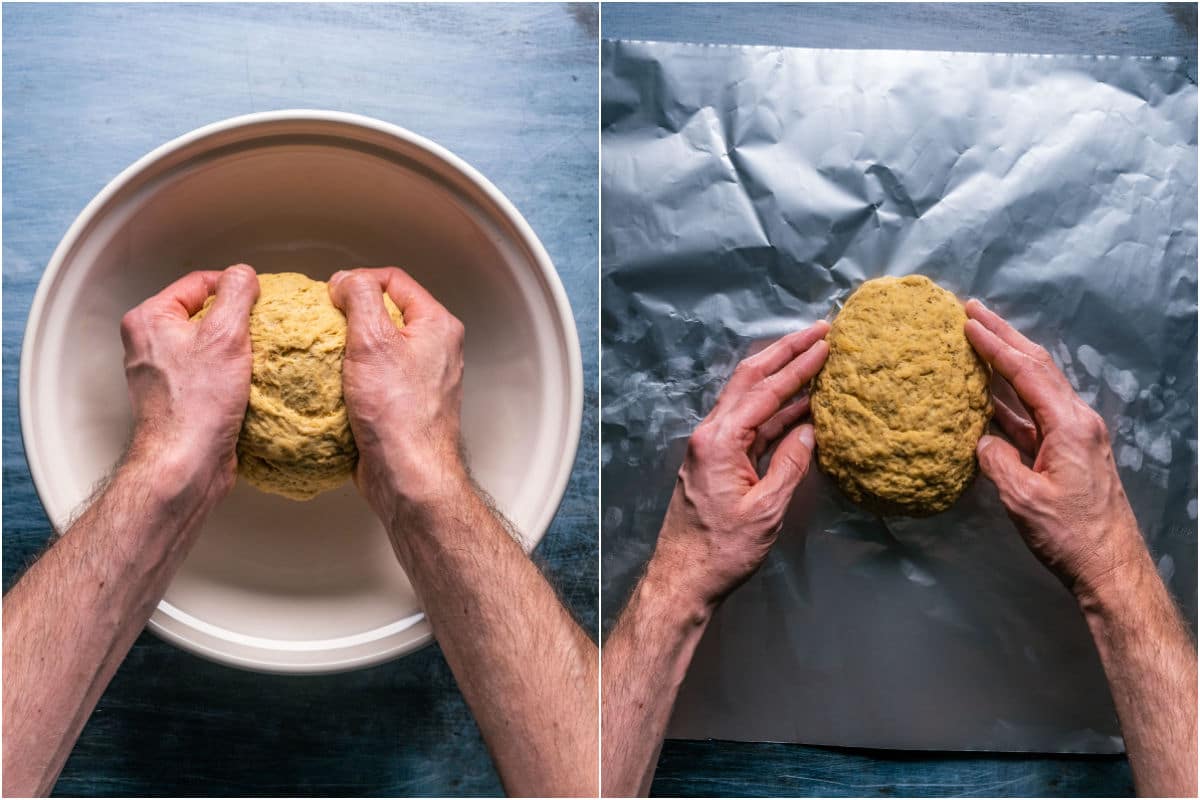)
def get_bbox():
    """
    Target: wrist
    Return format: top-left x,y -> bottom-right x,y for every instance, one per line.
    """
123,433 -> 231,514
1074,548 -> 1171,679
1074,536 -> 1157,625
621,545 -> 716,695
1070,521 -> 1152,610
643,536 -> 718,630
70,437 -> 224,571
374,457 -> 477,539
